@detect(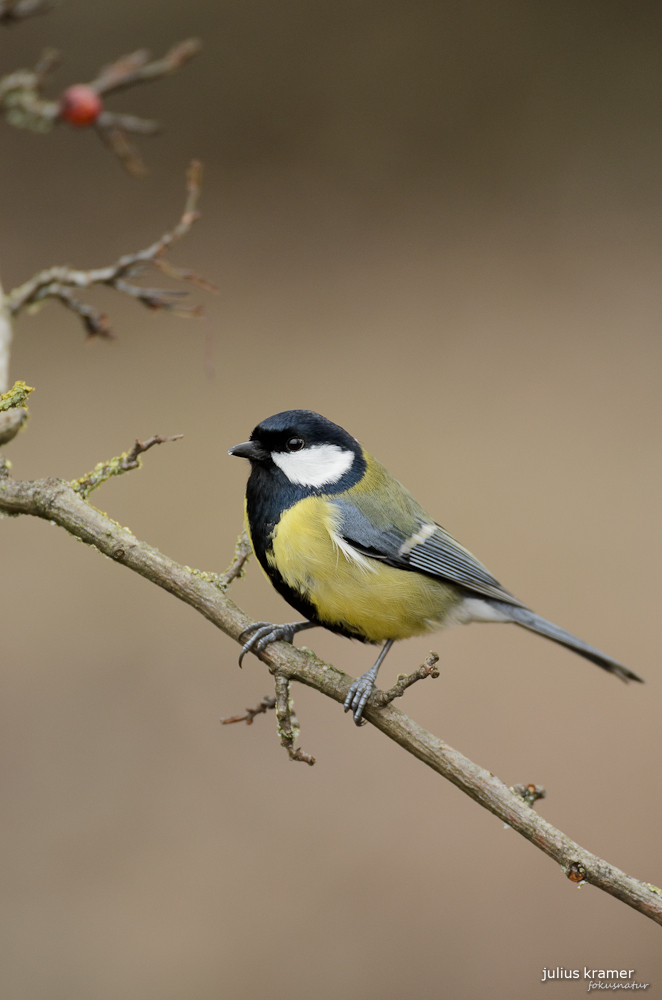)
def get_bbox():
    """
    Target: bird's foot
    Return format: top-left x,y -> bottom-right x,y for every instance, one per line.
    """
344,666 -> 380,727
237,621 -> 315,667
